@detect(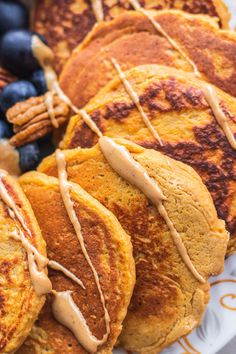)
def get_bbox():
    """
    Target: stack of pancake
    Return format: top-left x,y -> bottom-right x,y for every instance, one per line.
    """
1,0 -> 236,353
